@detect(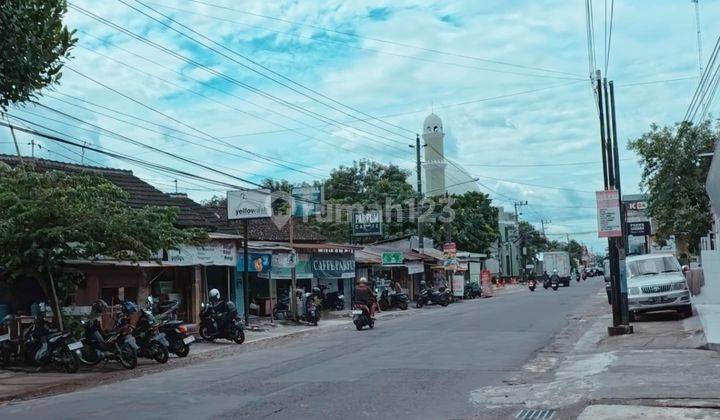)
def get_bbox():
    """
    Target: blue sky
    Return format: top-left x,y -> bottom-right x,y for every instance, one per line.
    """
2,0 -> 718,254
